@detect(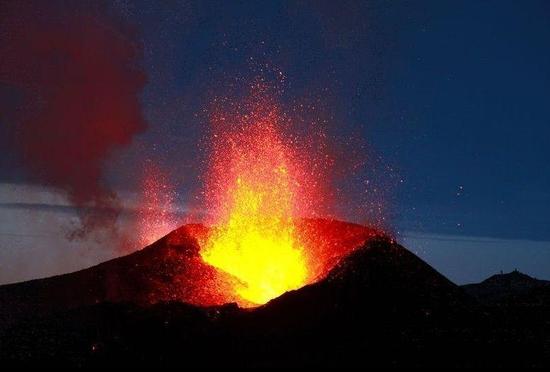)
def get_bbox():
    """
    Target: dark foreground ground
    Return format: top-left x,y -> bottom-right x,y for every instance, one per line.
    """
1,221 -> 549,368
